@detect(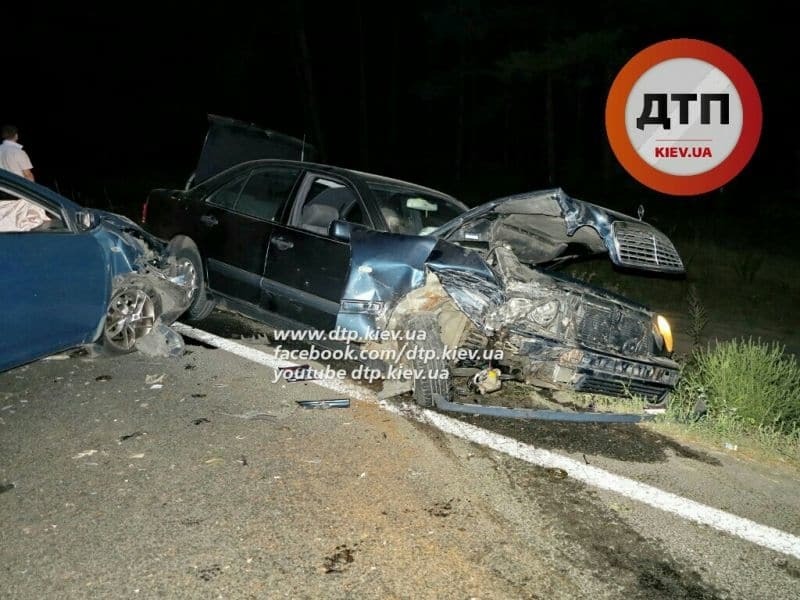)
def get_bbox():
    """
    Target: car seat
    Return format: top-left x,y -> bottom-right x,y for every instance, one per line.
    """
300,204 -> 340,235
